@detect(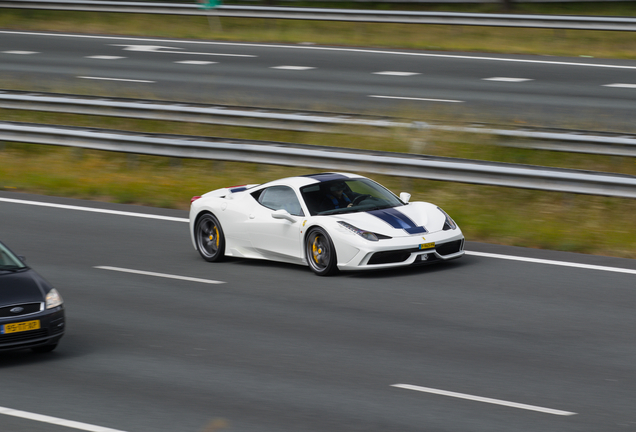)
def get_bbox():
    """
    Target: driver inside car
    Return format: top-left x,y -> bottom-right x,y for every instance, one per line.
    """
319,181 -> 360,211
